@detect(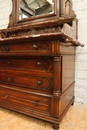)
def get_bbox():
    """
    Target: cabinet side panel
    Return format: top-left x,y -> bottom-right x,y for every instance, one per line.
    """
60,43 -> 76,55
62,55 -> 75,93
59,83 -> 74,117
